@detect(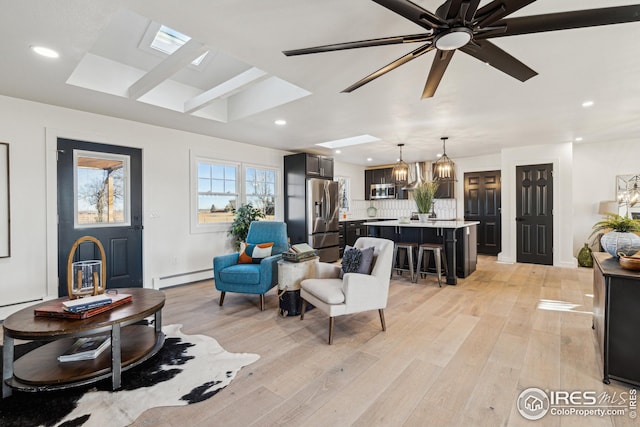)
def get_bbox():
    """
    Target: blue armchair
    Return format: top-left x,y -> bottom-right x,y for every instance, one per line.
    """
213,221 -> 289,310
